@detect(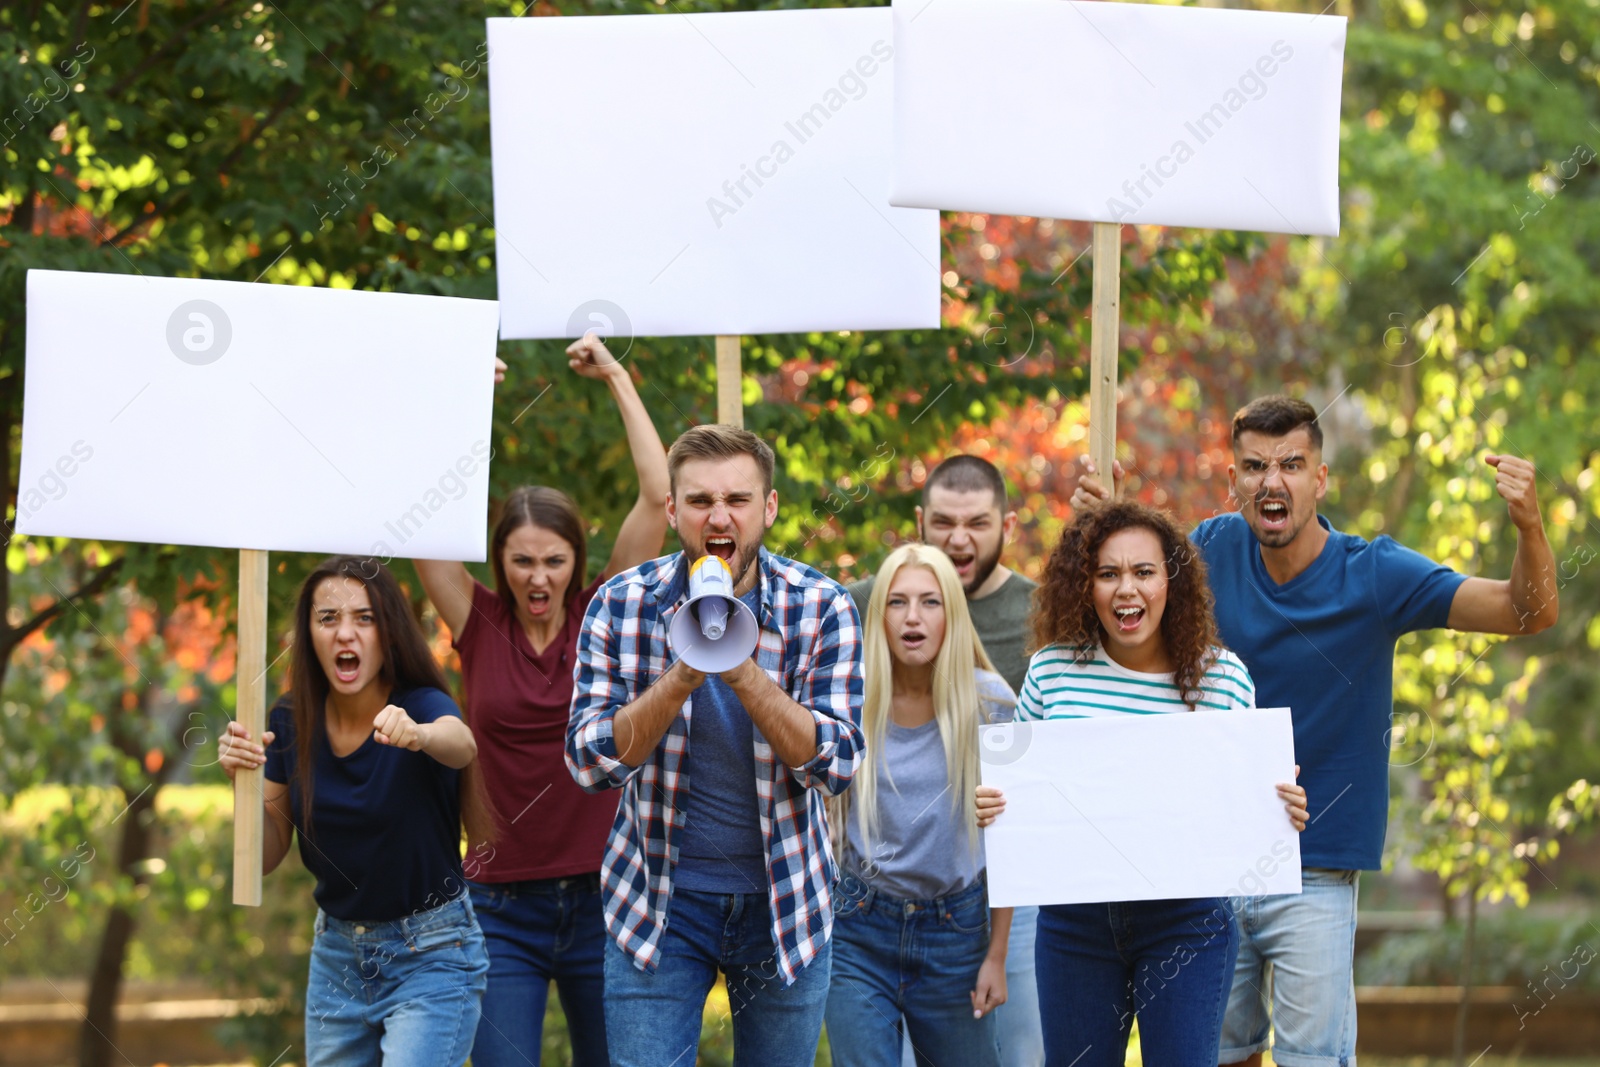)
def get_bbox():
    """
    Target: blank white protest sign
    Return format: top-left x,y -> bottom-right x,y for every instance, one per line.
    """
486,7 -> 941,339
980,708 -> 1302,907
17,270 -> 501,560
891,0 -> 1346,235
